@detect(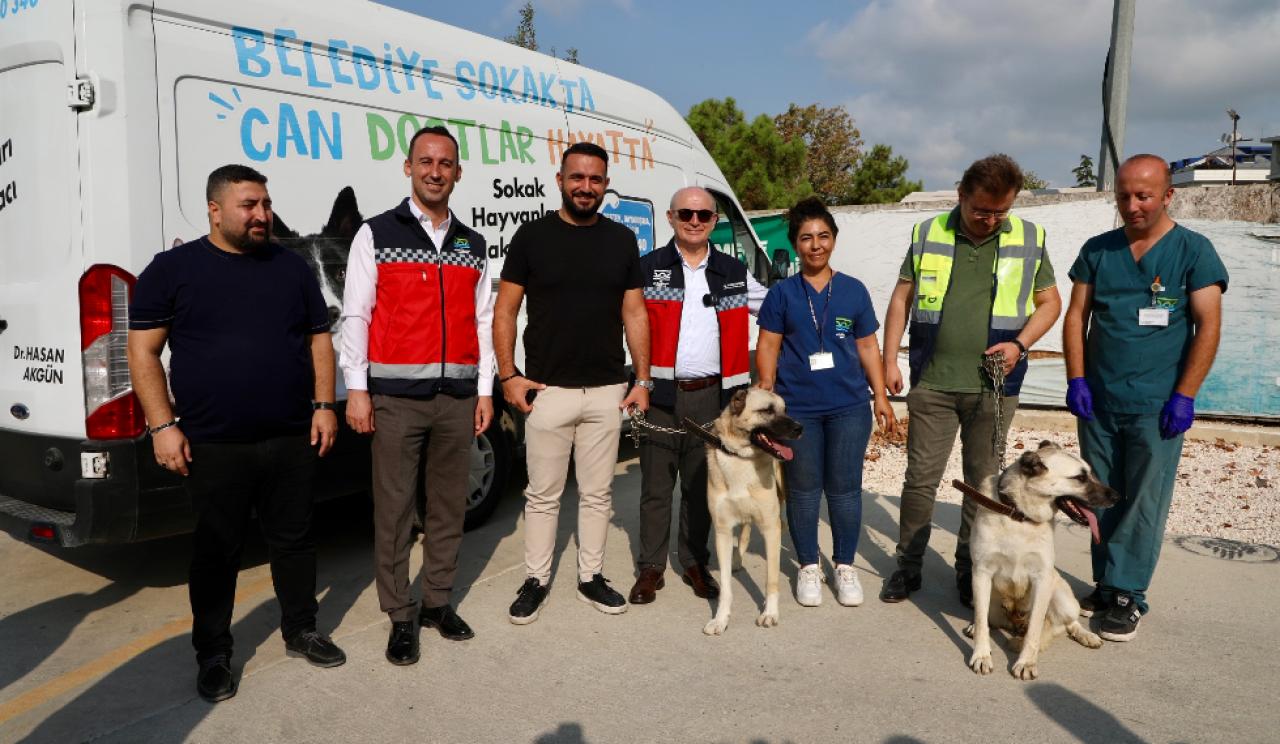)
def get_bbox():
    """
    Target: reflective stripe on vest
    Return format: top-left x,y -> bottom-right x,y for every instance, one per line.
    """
369,363 -> 479,379
640,242 -> 750,407
909,213 -> 1044,331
